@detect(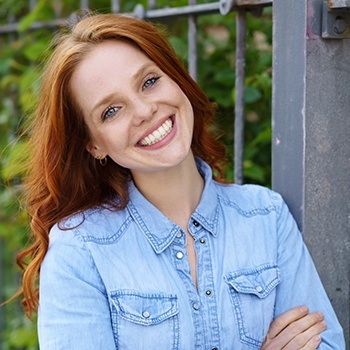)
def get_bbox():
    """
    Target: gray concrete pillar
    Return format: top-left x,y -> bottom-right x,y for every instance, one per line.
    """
272,0 -> 350,347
